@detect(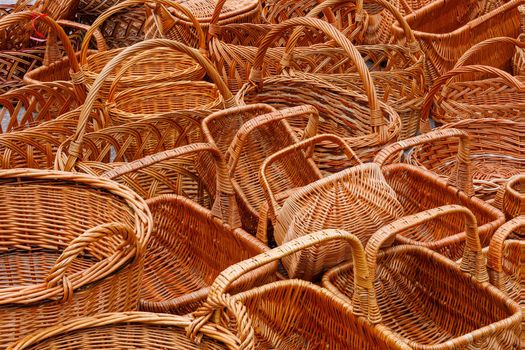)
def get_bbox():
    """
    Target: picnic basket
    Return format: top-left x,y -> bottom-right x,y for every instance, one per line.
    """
259,134 -> 404,280
193,229 -> 411,349
374,129 -> 506,261
323,205 -> 522,349
0,168 -> 152,348
494,175 -> 525,221
101,143 -> 277,315
202,104 -> 322,234
393,0 -> 523,85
